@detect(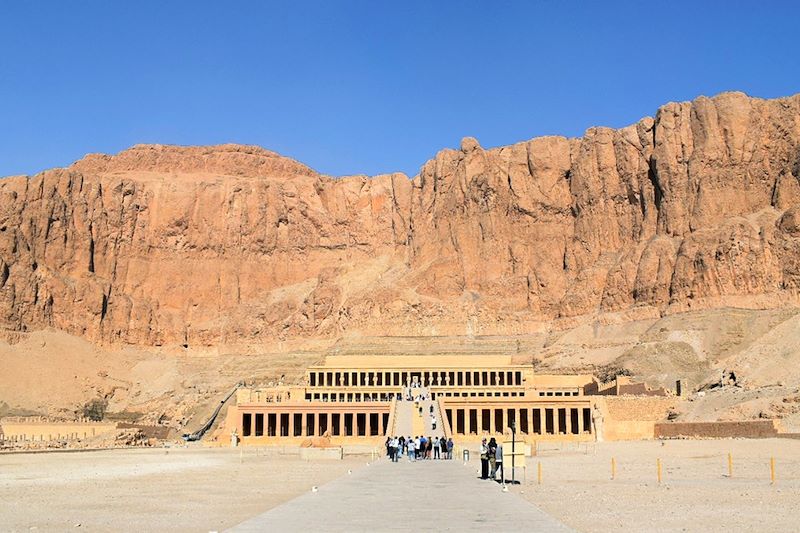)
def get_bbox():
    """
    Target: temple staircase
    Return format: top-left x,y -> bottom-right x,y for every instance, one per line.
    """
391,399 -> 415,437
